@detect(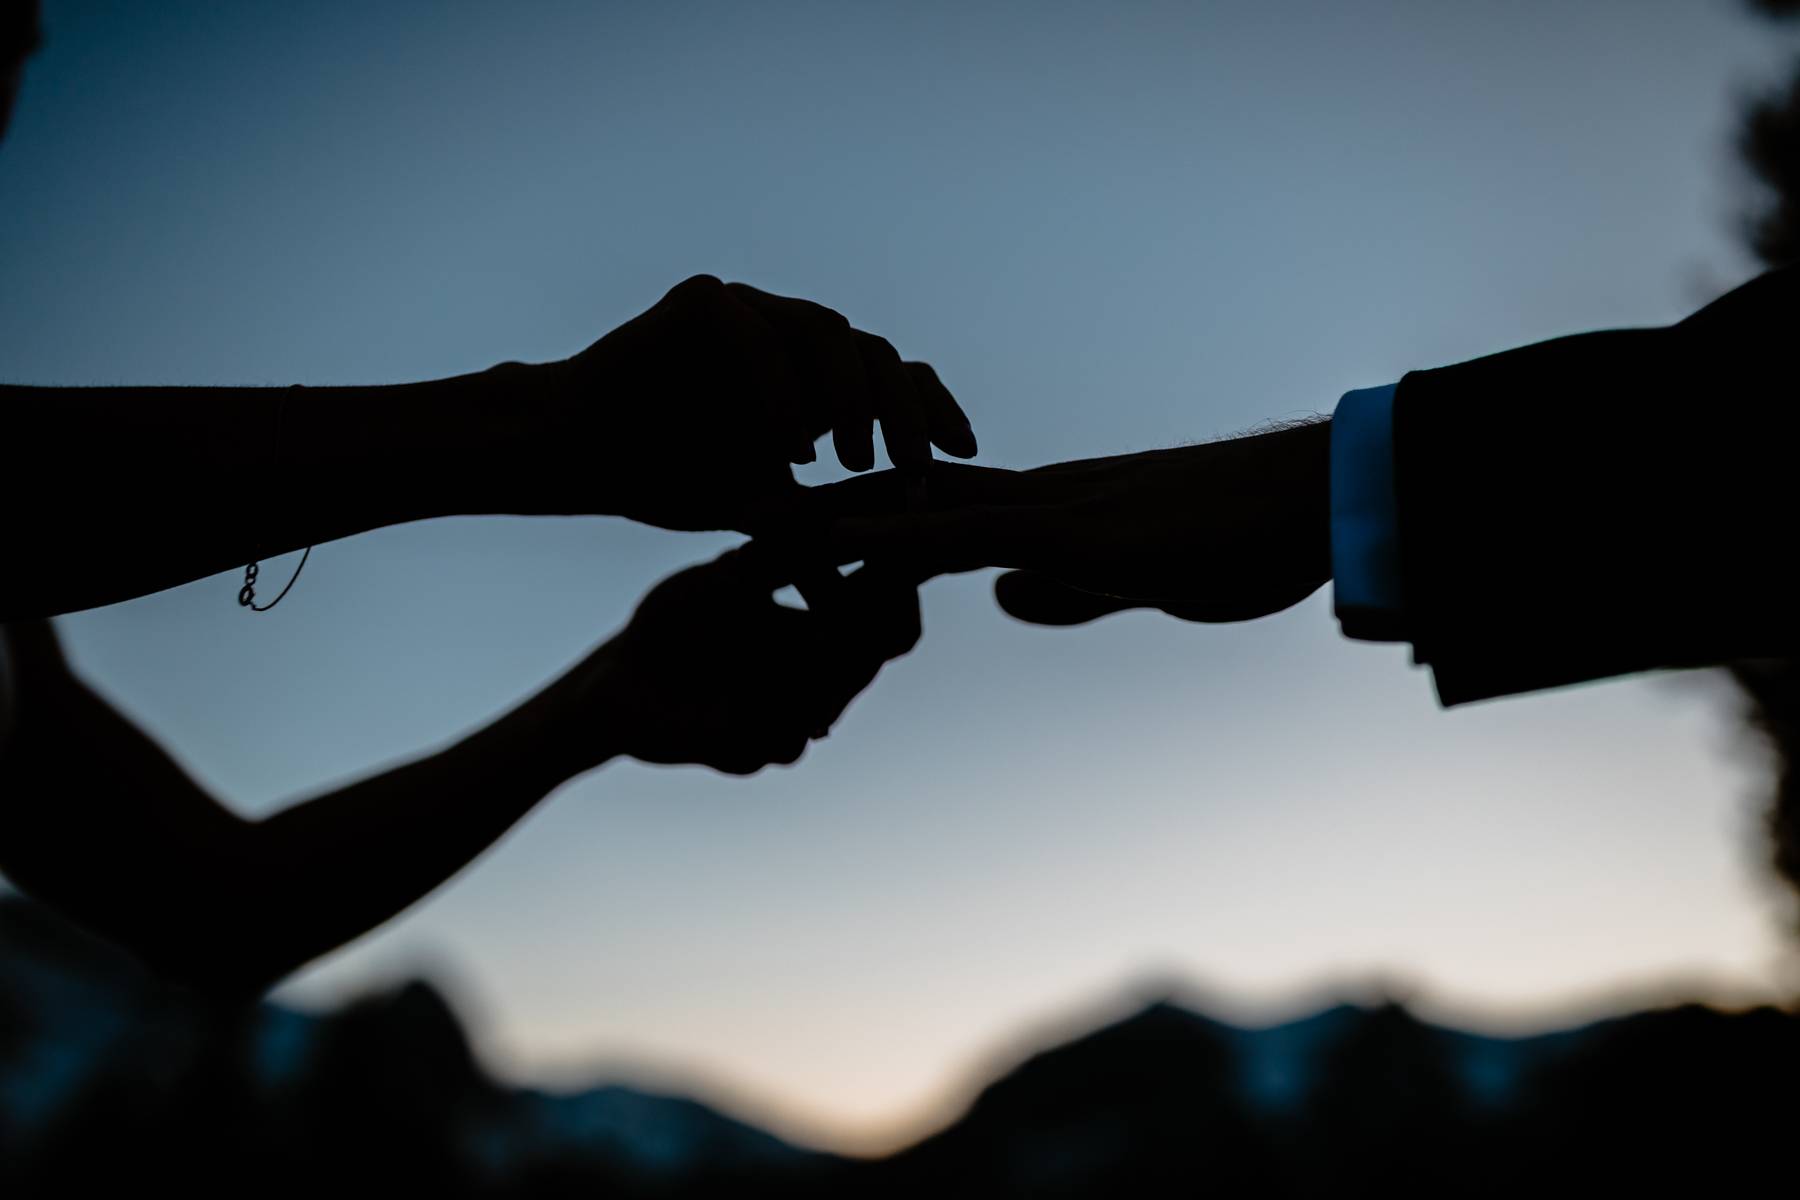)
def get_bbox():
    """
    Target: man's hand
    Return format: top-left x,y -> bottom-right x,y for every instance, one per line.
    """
540,547 -> 922,776
814,420 -> 1333,625
534,275 -> 976,531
